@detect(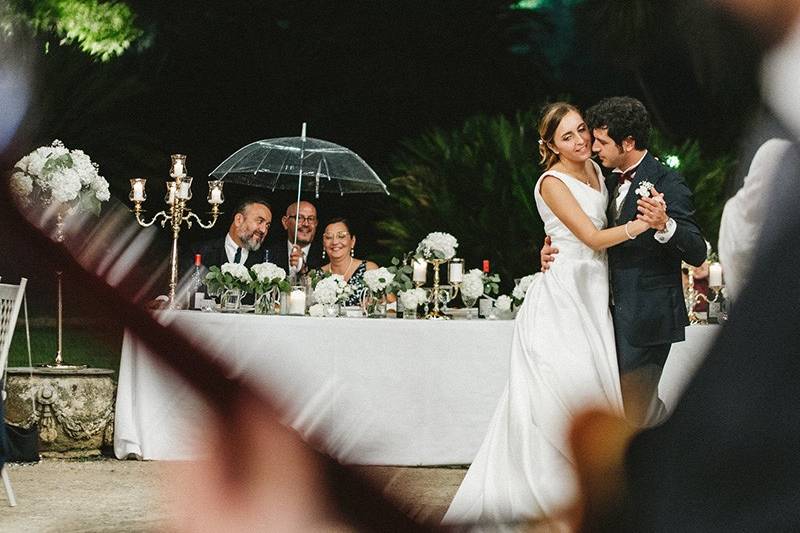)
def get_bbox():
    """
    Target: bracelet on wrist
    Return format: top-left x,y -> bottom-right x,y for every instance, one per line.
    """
624,221 -> 636,240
